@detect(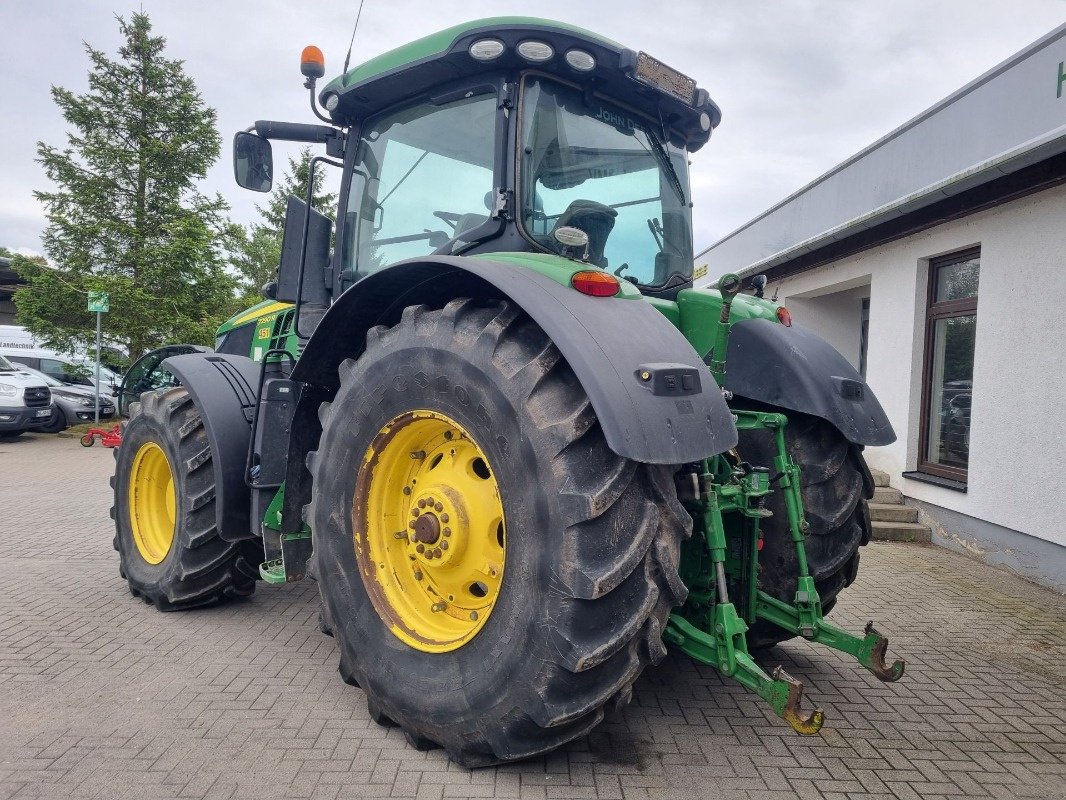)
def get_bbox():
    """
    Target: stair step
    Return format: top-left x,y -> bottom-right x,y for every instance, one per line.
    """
869,502 -> 919,523
871,520 -> 932,543
873,486 -> 903,504
870,468 -> 891,488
